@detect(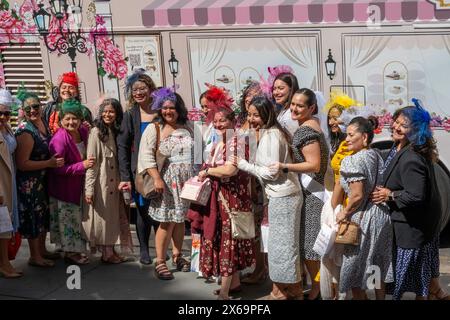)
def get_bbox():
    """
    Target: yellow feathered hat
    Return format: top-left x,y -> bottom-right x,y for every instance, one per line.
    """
324,90 -> 362,113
